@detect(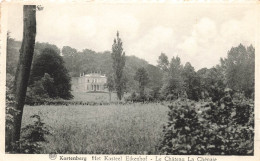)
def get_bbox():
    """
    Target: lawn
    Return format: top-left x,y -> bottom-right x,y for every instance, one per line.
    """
22,102 -> 169,154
